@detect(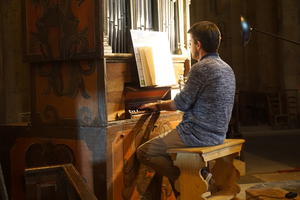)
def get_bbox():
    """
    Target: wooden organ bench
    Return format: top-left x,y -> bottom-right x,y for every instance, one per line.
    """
167,139 -> 245,200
